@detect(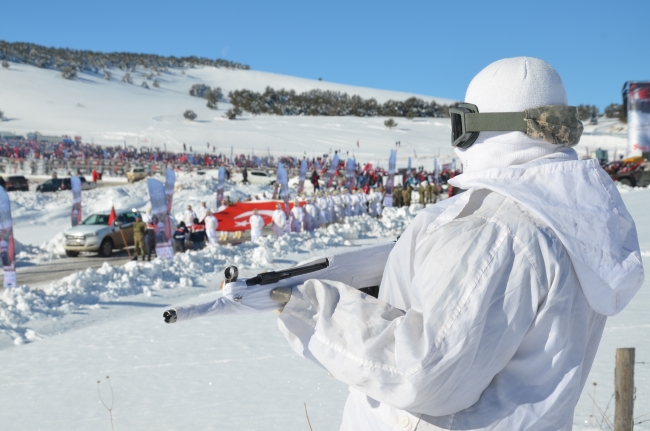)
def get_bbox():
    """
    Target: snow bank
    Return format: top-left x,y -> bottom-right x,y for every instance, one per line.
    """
0,206 -> 420,345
